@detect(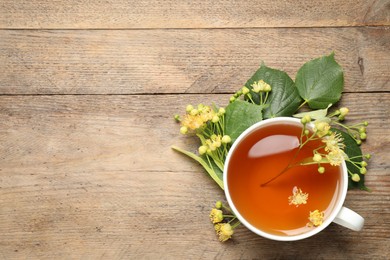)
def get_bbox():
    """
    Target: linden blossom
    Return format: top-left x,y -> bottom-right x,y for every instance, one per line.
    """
307,210 -> 325,227
288,186 -> 309,207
